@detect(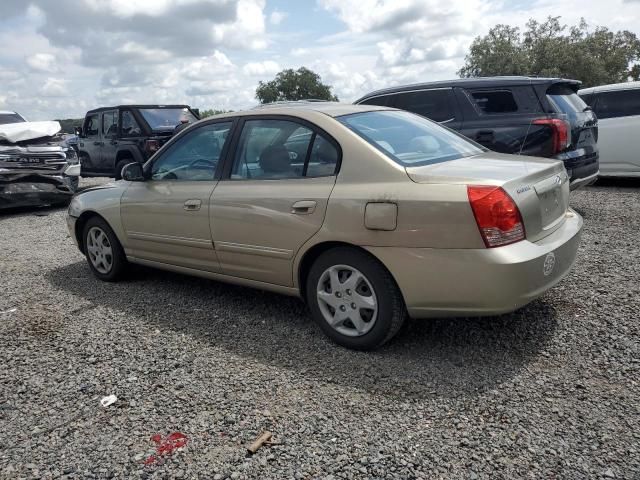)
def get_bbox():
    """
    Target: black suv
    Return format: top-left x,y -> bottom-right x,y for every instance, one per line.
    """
355,77 -> 599,189
76,105 -> 199,178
